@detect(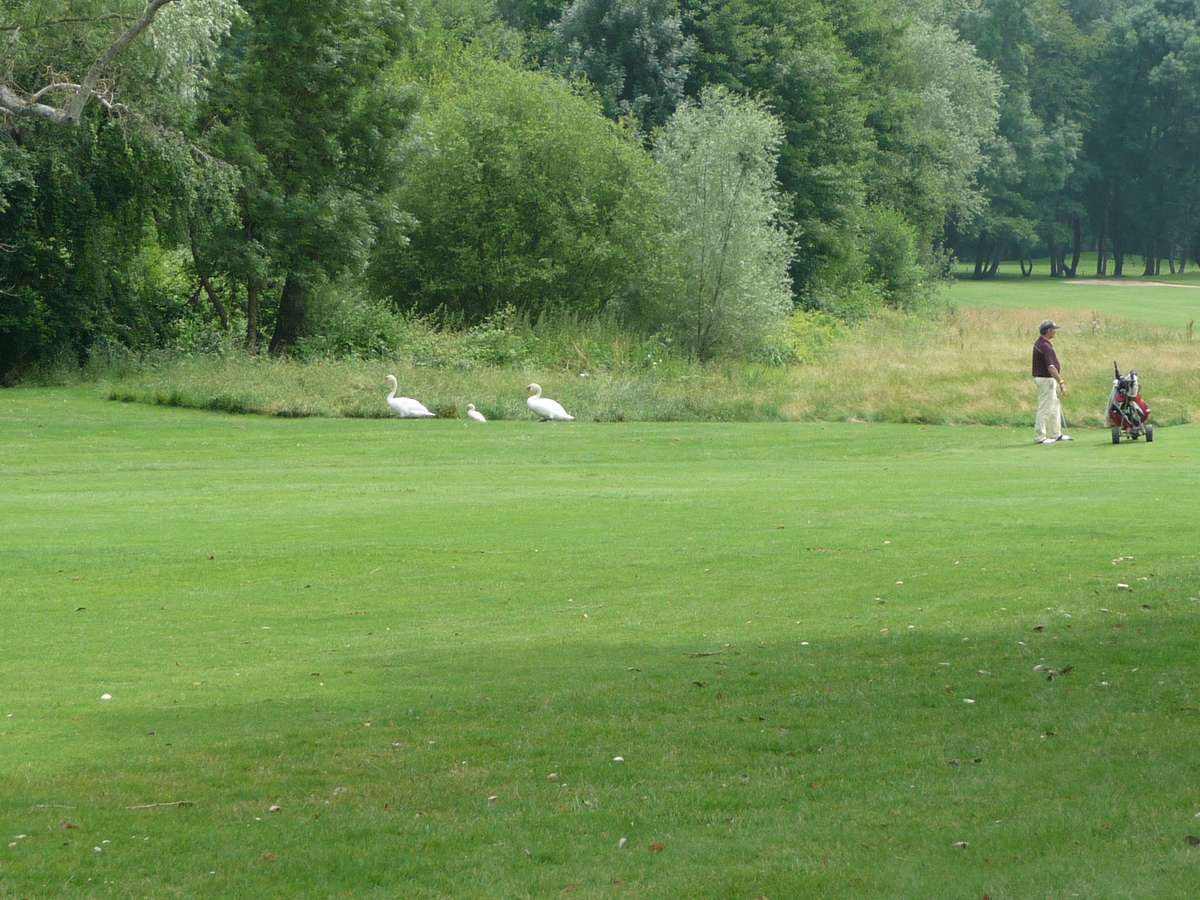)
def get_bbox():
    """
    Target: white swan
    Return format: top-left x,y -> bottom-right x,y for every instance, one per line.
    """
467,403 -> 487,423
526,383 -> 574,421
385,375 -> 435,418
